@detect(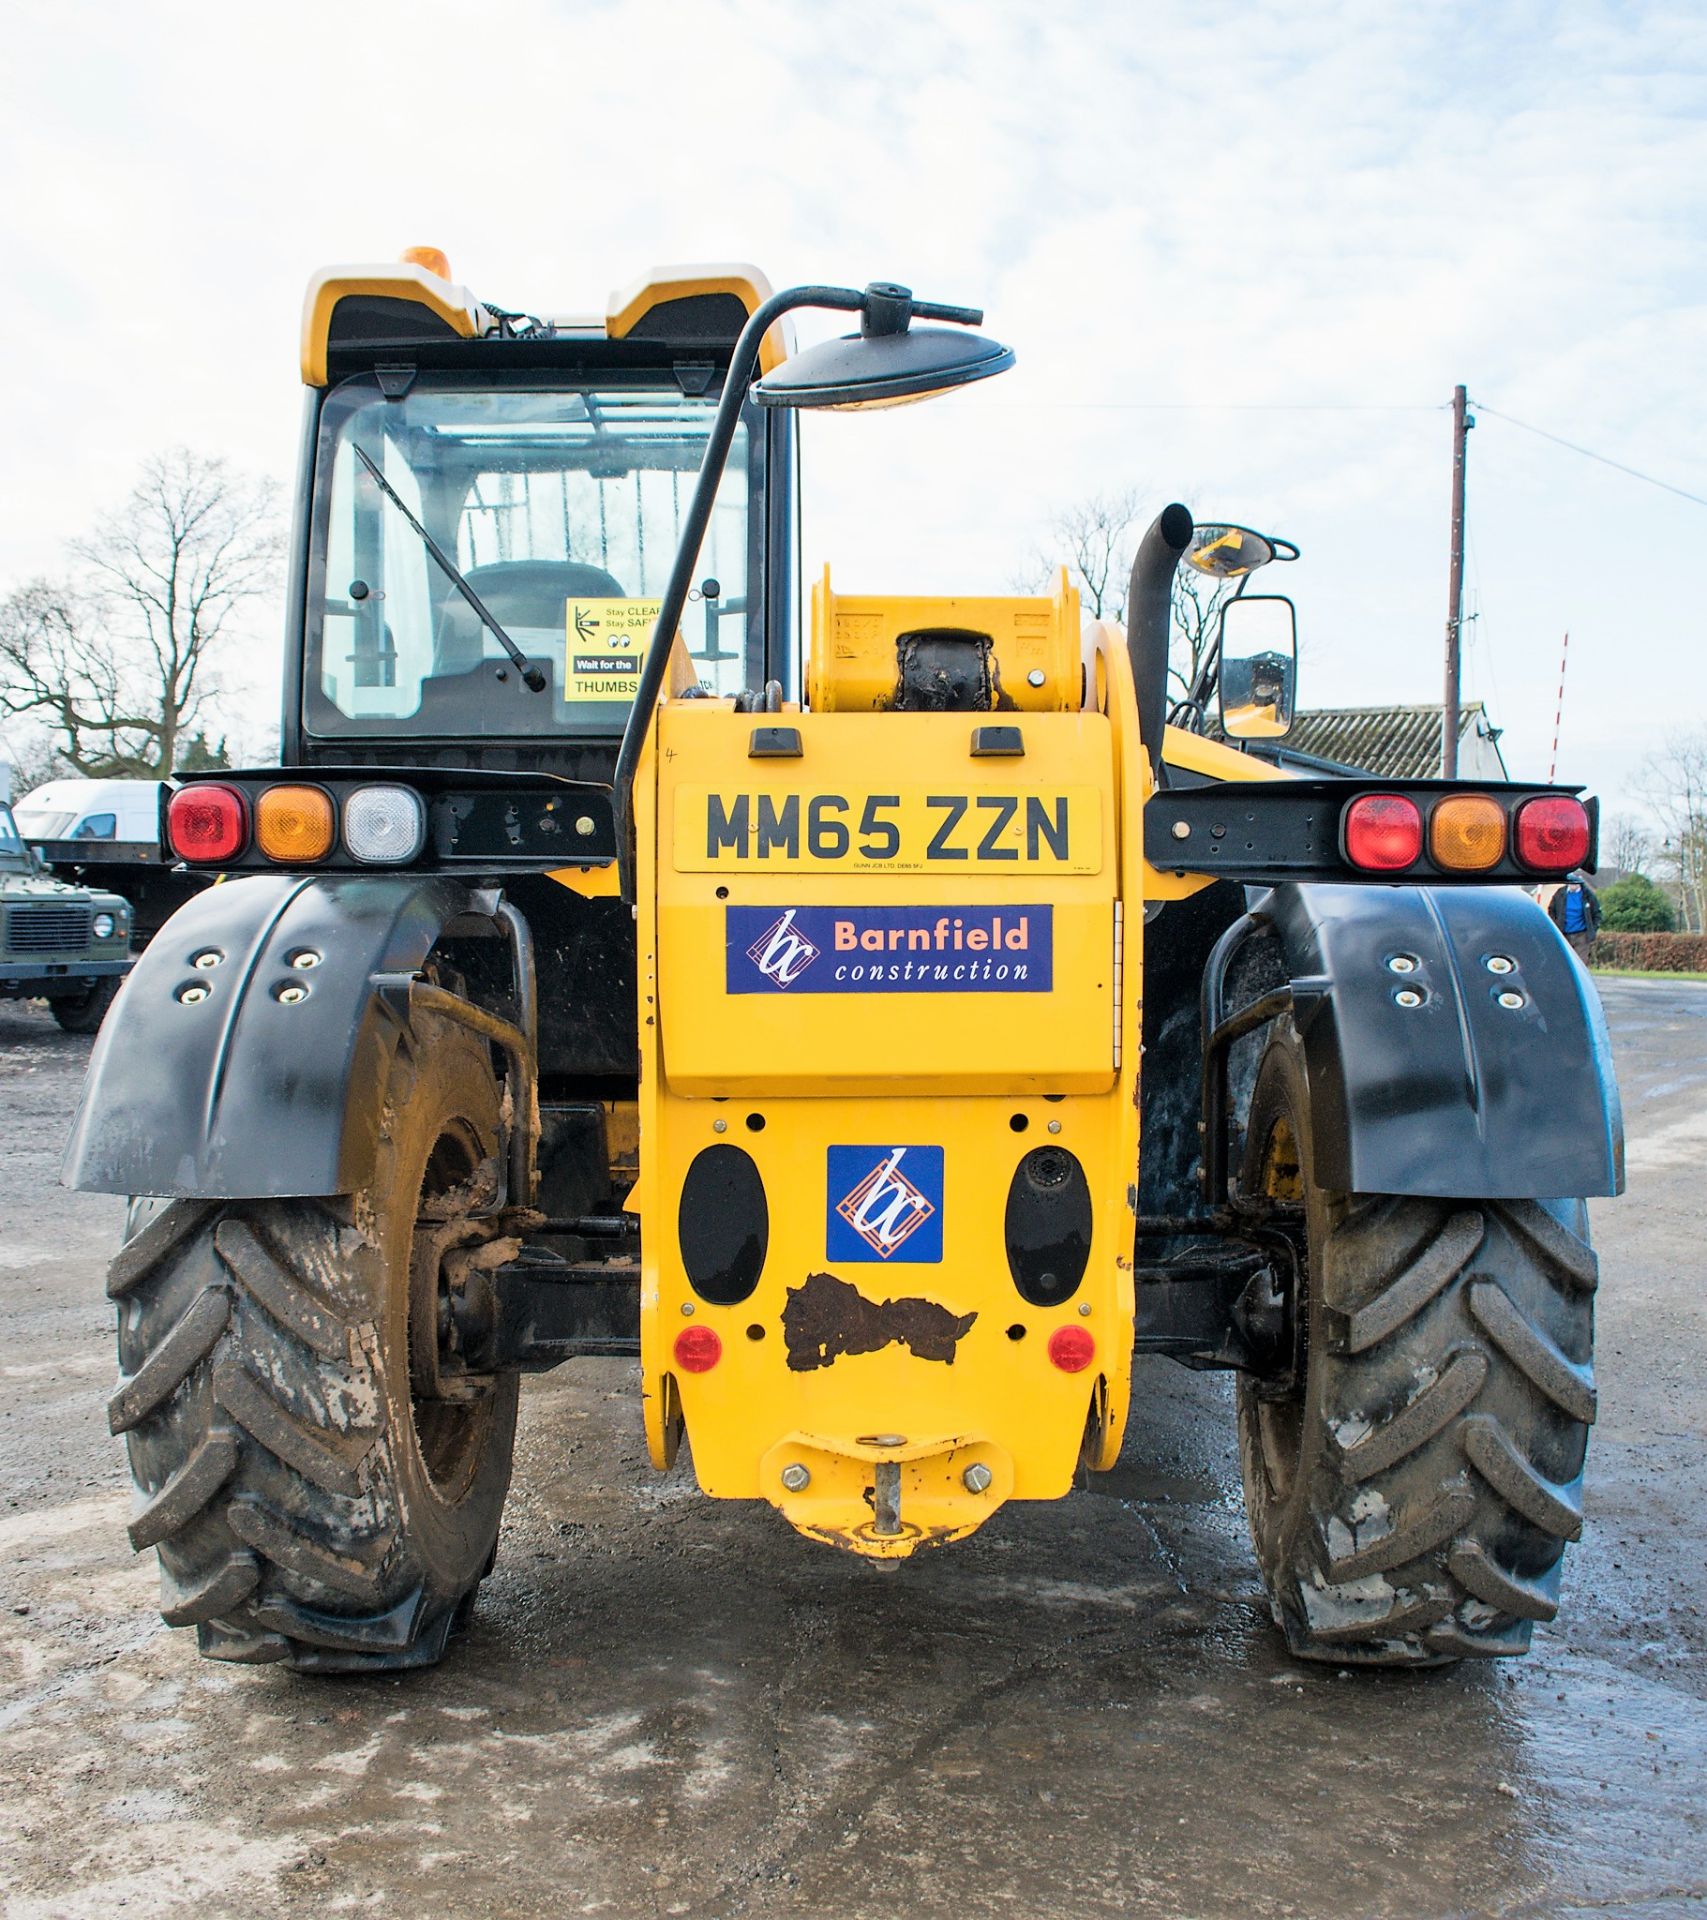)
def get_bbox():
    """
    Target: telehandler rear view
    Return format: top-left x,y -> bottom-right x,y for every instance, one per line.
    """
68,258 -> 1621,1672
